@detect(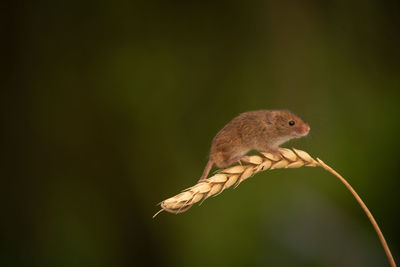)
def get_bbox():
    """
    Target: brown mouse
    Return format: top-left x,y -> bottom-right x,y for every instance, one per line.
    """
174,110 -> 310,213
199,109 -> 310,182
